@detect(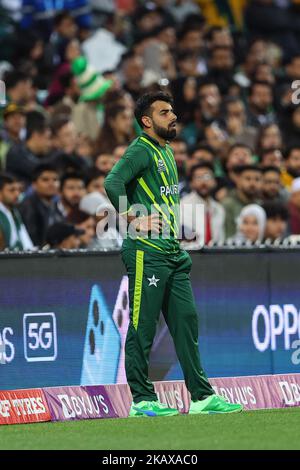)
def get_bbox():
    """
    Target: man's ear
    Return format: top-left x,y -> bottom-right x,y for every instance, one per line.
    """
141,115 -> 151,129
